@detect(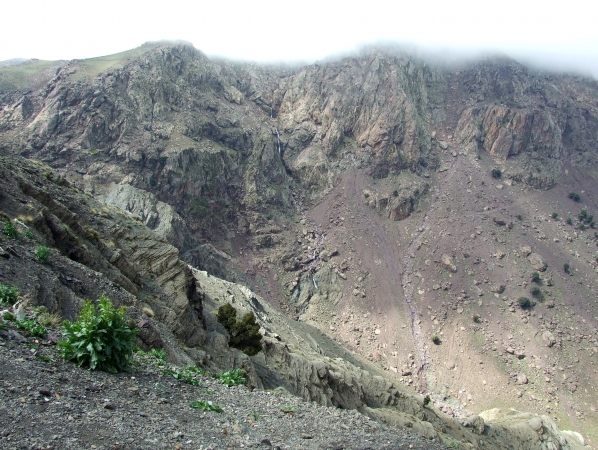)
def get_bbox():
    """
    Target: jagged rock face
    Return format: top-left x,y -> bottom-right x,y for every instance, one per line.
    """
0,155 -> 205,353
